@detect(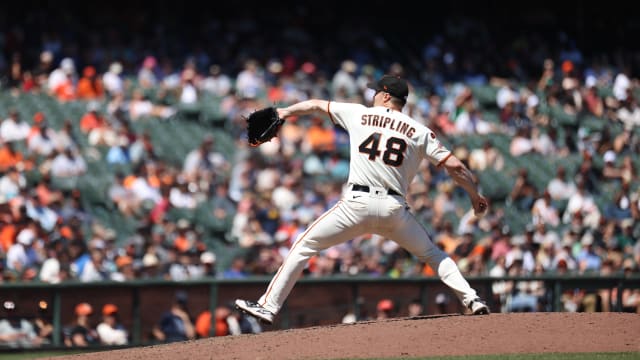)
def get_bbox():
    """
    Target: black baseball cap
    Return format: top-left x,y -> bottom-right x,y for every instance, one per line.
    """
367,75 -> 409,103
